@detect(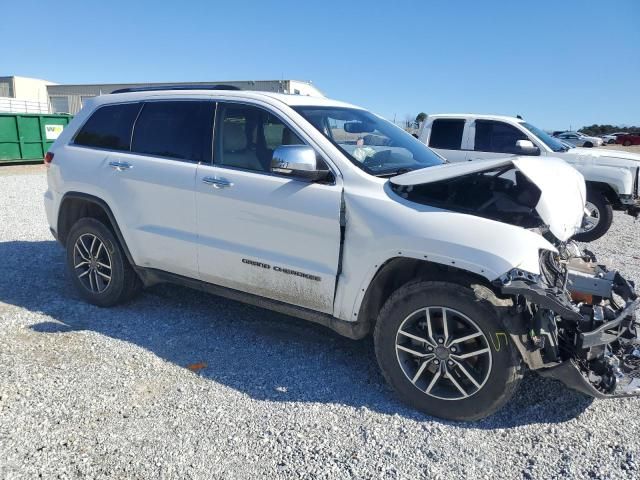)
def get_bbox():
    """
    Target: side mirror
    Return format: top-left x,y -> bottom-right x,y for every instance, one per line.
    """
271,145 -> 329,181
515,139 -> 540,156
